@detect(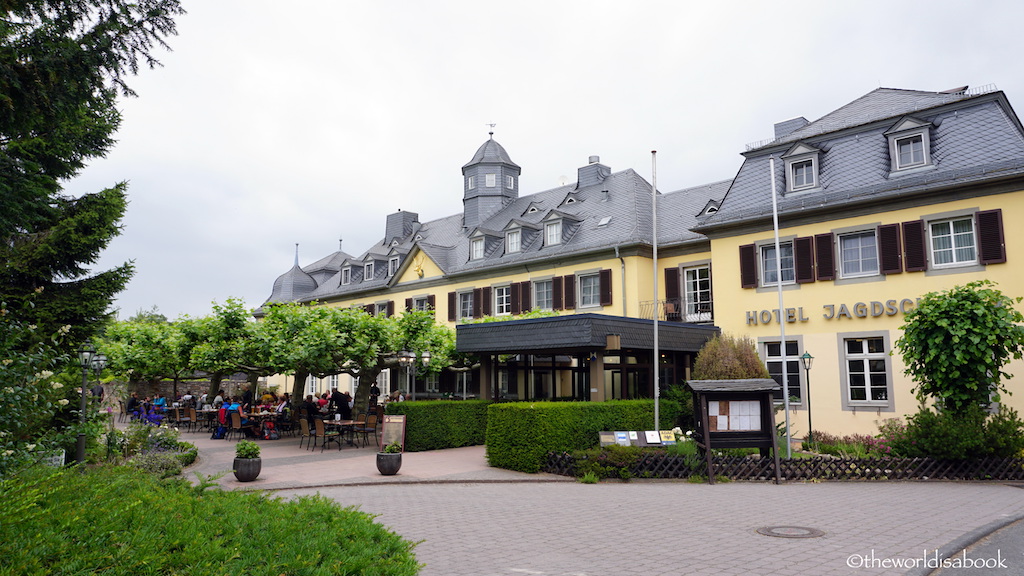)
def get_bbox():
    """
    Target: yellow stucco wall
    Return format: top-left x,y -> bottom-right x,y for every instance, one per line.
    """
710,192 -> 1024,436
